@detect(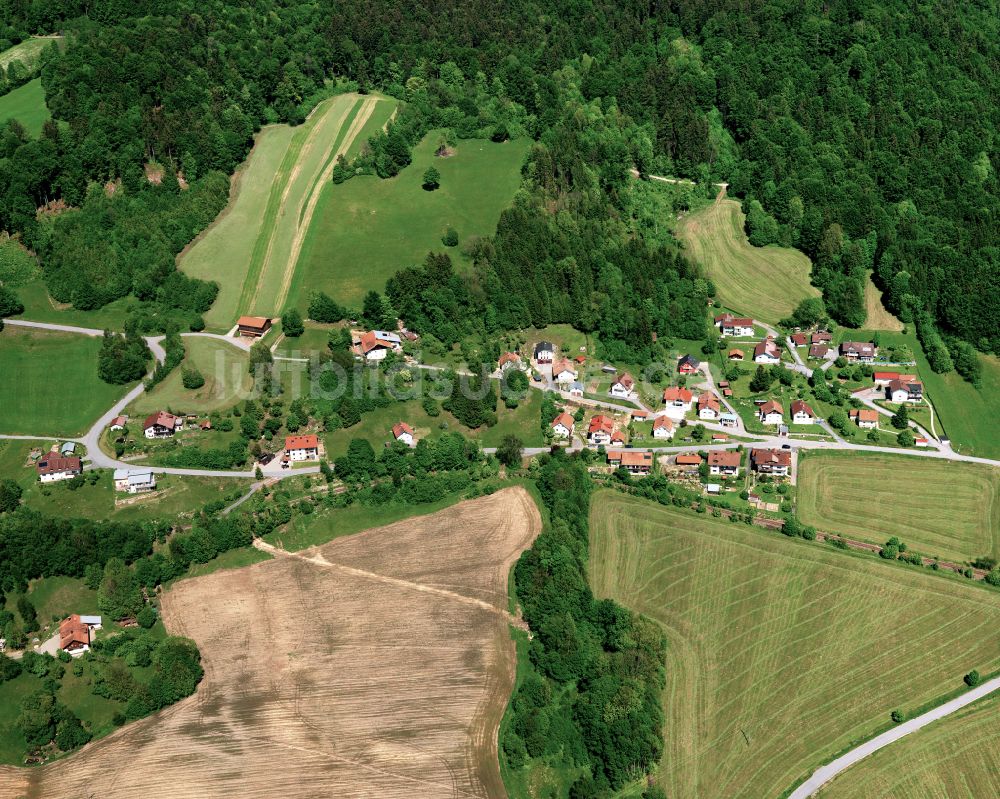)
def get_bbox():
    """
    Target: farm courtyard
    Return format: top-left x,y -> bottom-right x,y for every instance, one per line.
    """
0,488 -> 541,798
